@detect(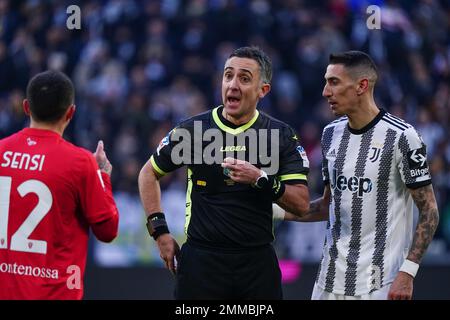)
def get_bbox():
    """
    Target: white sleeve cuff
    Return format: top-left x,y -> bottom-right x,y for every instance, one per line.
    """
272,204 -> 285,221
399,259 -> 419,278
